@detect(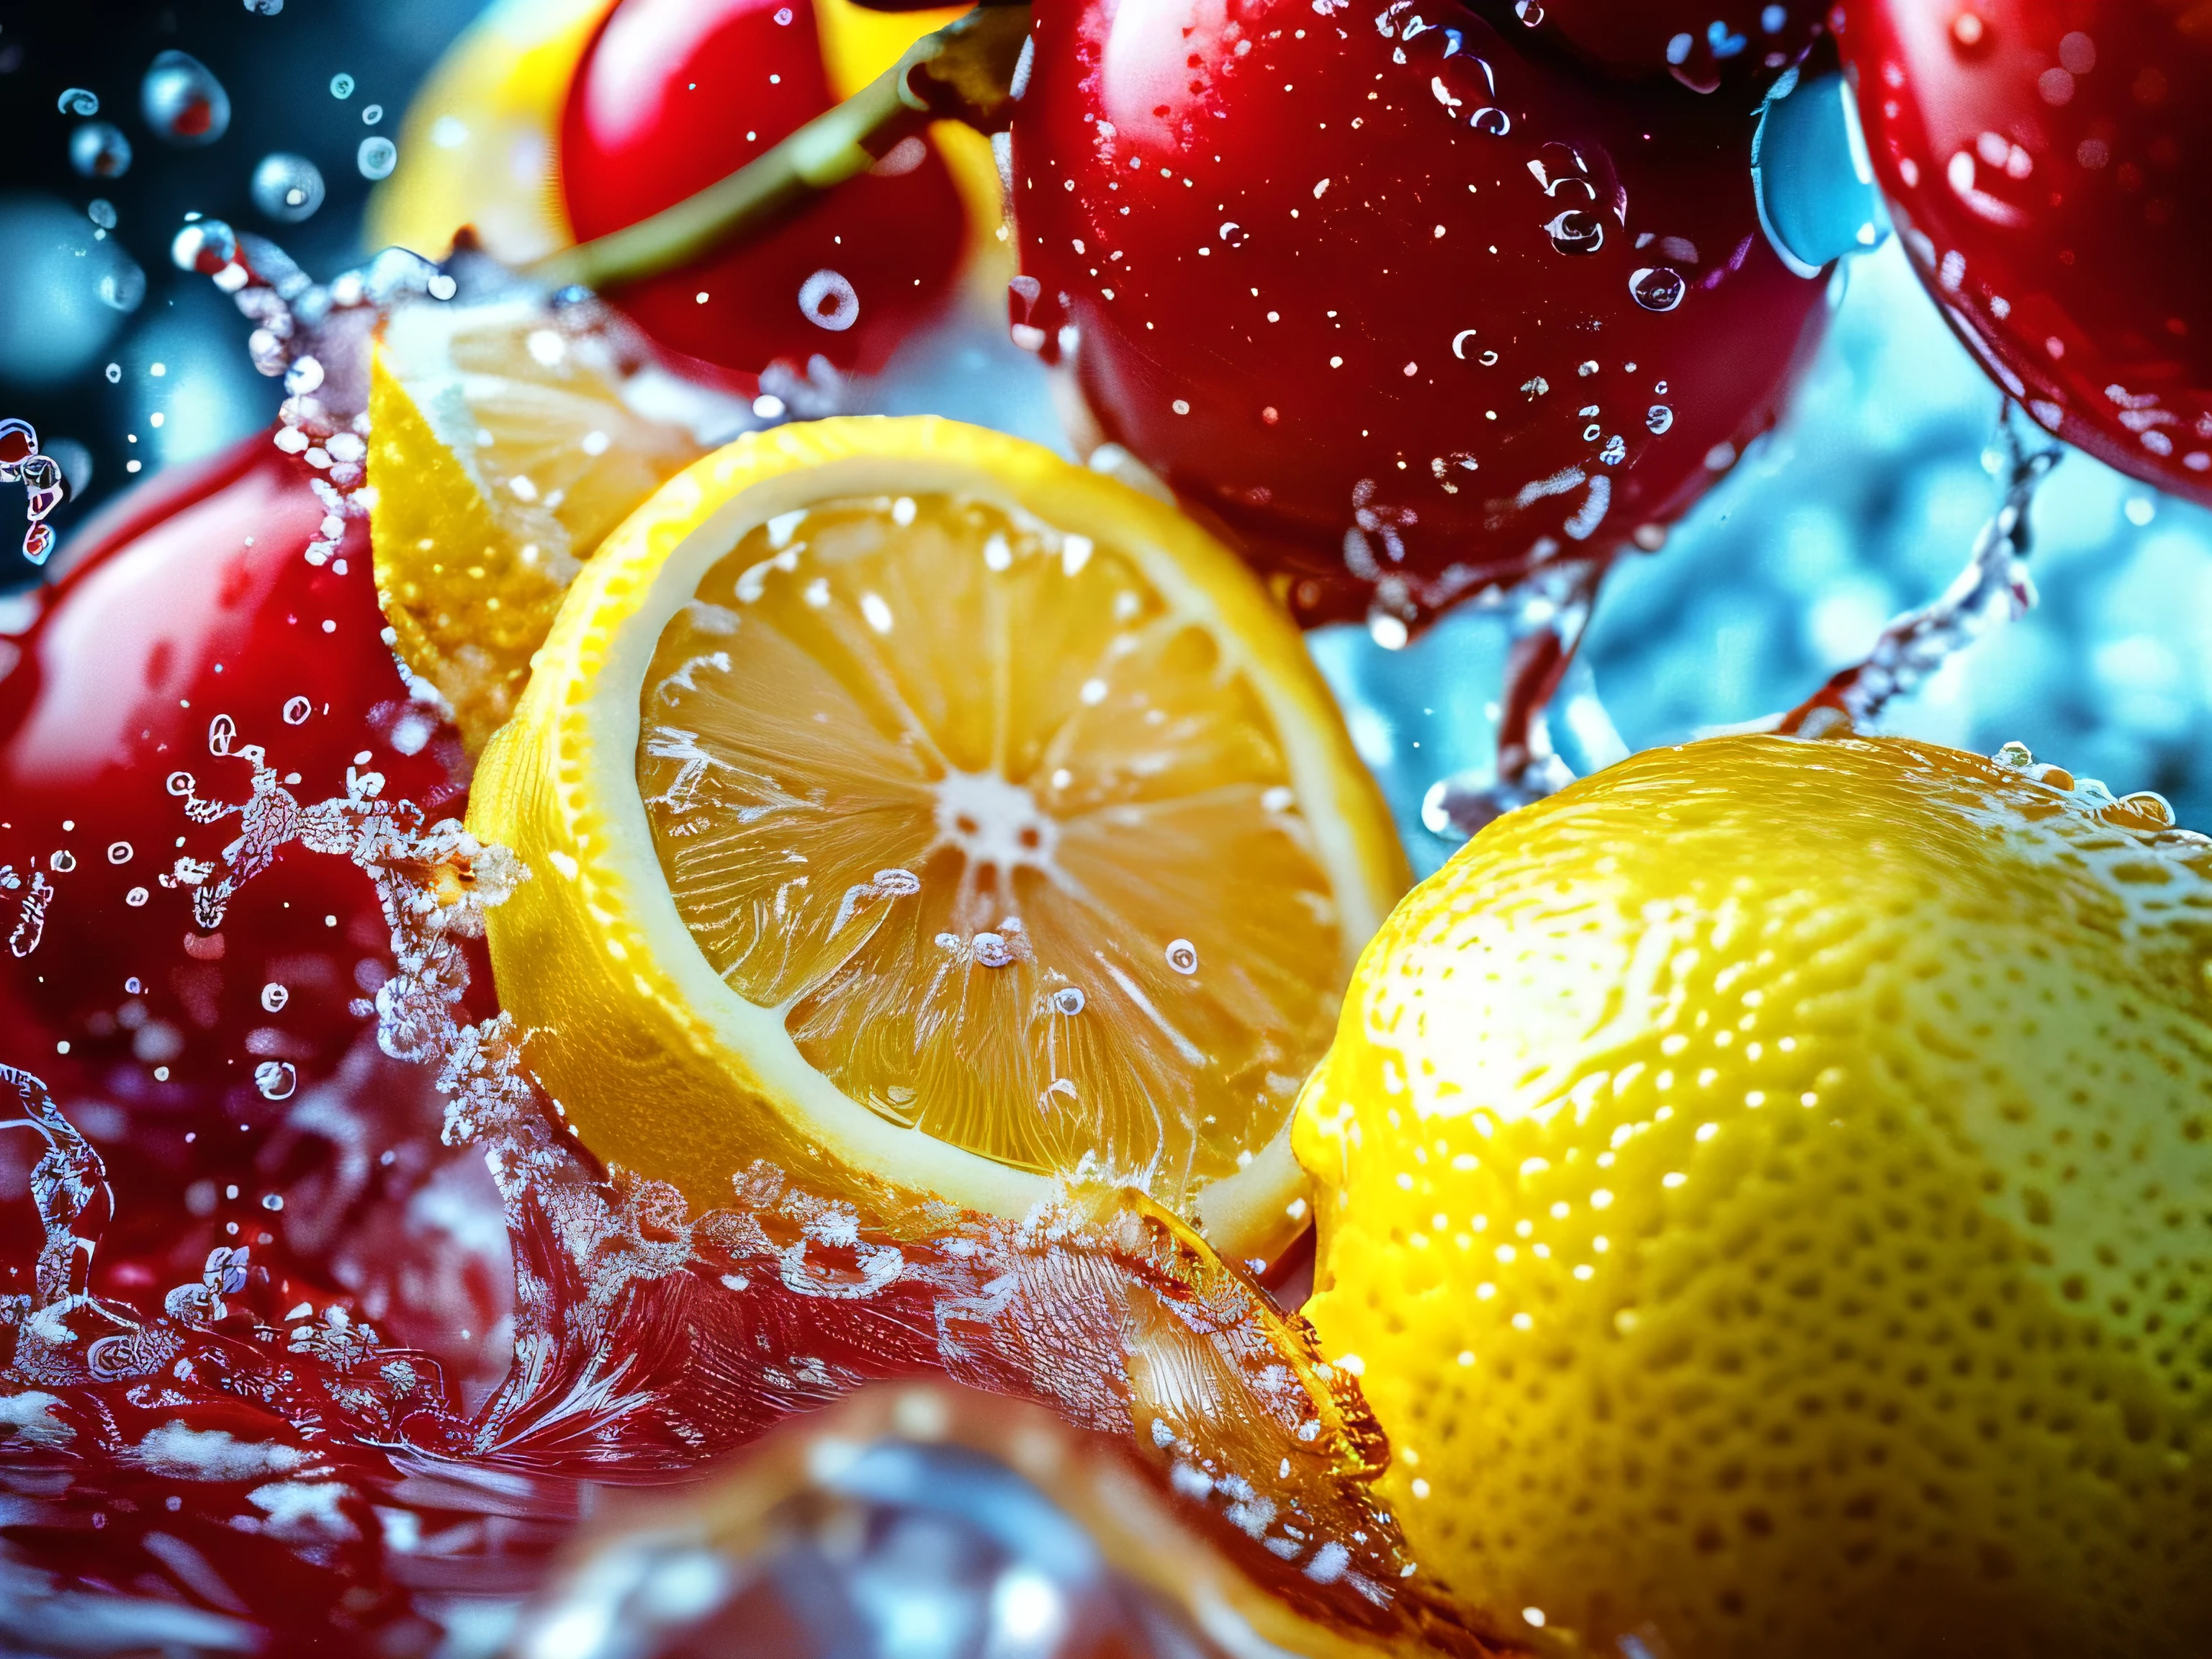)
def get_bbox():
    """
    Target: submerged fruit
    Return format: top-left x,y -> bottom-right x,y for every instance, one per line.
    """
468,415 -> 1407,1262
1296,733 -> 2212,1657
